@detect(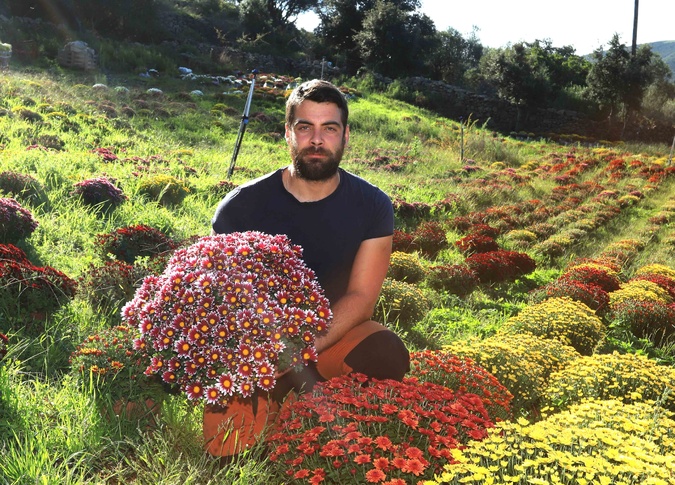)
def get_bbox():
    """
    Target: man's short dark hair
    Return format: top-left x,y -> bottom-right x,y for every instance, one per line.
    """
285,79 -> 349,128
